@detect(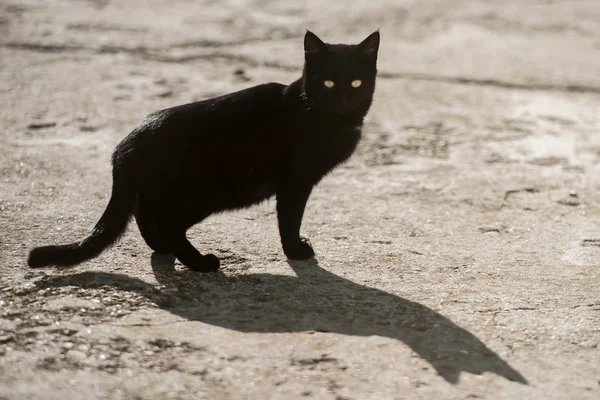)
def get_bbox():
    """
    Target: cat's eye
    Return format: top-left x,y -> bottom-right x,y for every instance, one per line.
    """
324,80 -> 335,88
351,80 -> 362,88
